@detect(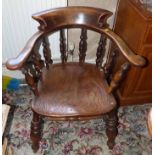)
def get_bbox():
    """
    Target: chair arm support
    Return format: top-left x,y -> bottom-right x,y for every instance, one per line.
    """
6,31 -> 44,70
101,28 -> 146,67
